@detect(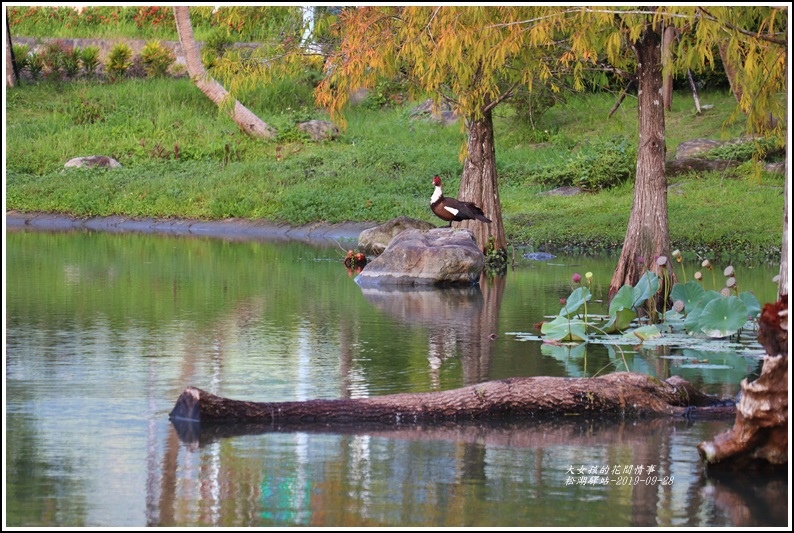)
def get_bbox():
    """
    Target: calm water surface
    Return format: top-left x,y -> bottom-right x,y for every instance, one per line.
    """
4,228 -> 787,527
